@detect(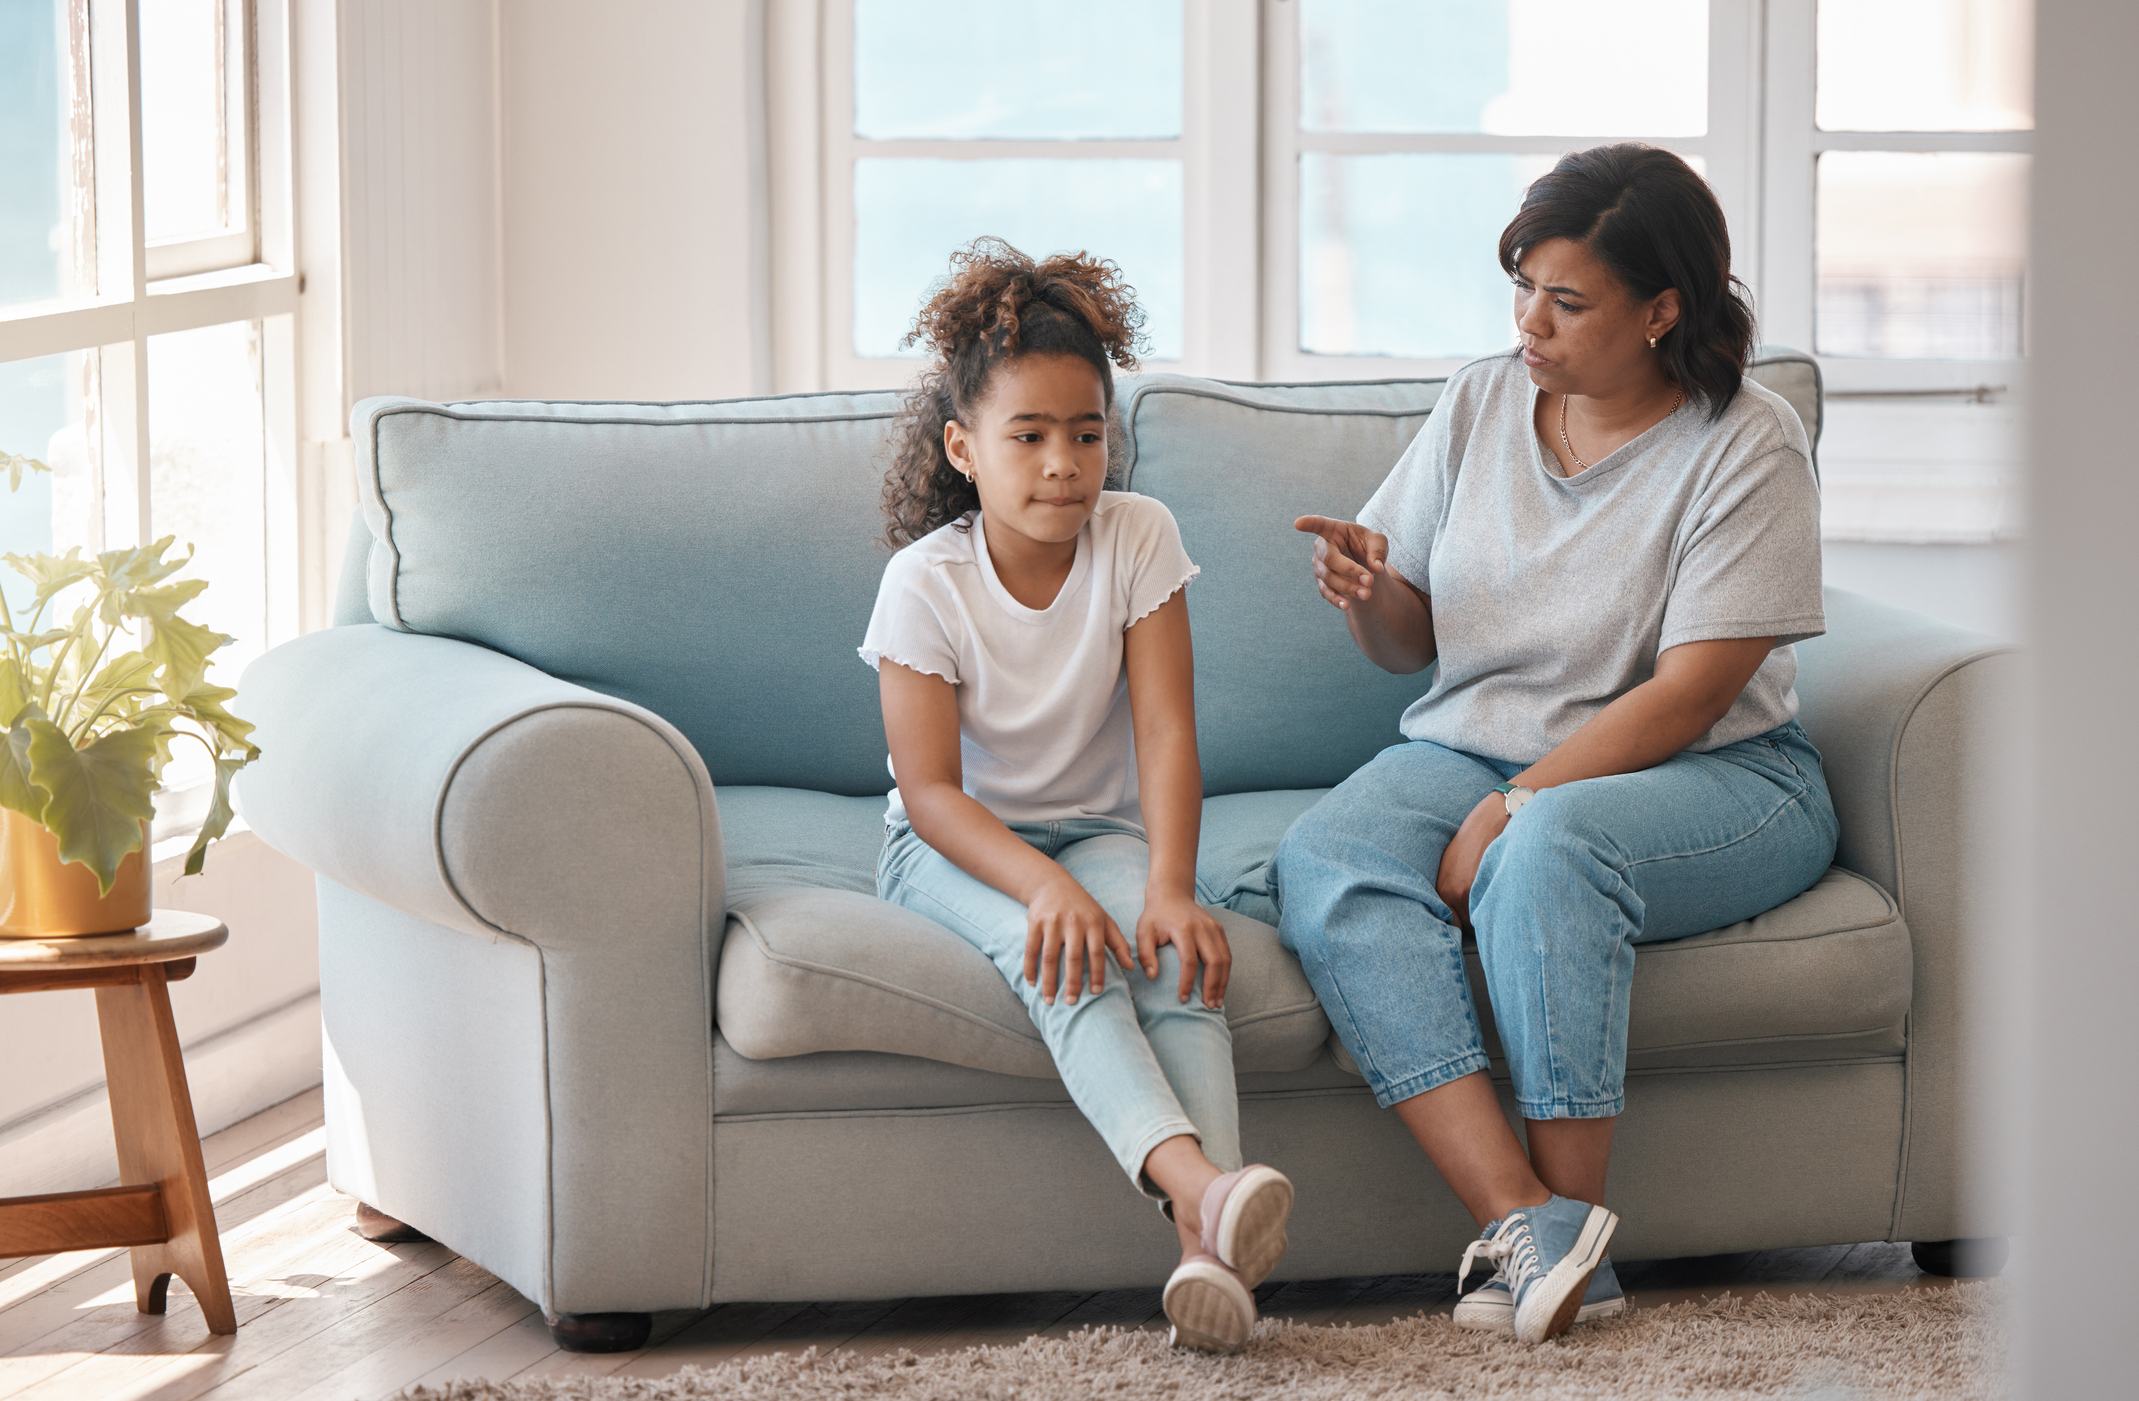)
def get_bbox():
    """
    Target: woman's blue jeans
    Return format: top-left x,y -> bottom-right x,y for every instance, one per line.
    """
877,818 -> 1240,1198
1272,722 -> 1839,1120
